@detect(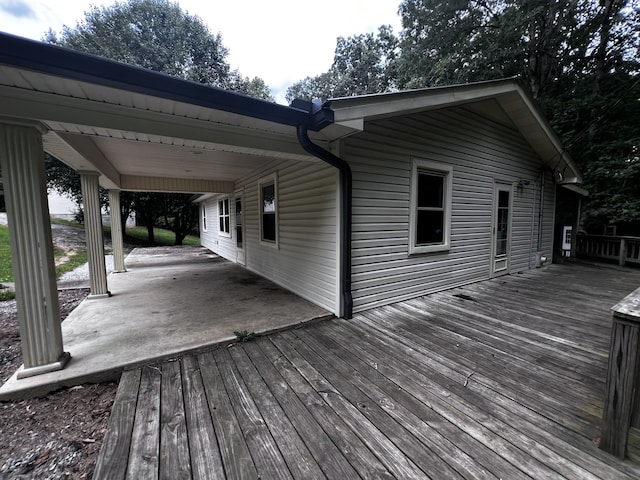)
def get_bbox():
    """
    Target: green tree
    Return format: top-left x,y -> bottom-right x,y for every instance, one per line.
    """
159,194 -> 199,245
286,26 -> 399,103
45,0 -> 232,88
45,0 -> 271,242
396,0 -> 640,233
